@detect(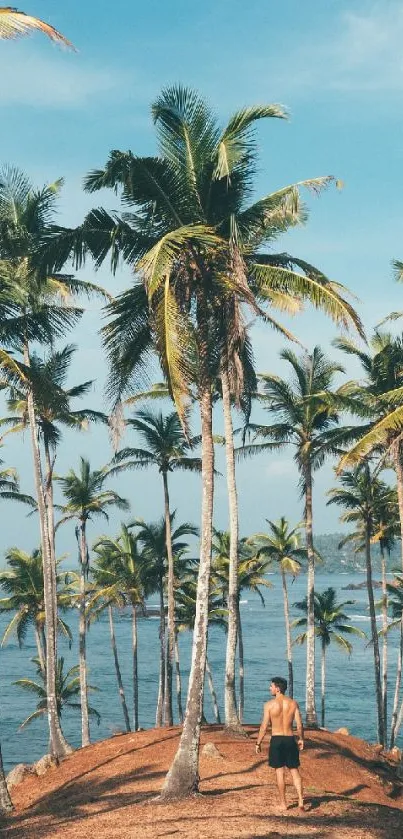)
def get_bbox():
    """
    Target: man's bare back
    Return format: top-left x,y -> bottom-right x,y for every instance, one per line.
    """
266,695 -> 301,736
